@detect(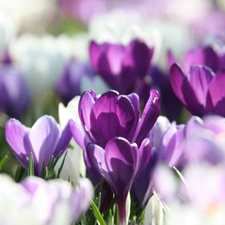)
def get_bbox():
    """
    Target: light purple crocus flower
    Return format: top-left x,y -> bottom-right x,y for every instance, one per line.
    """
89,39 -> 154,95
87,137 -> 151,225
184,115 -> 225,164
133,116 -> 185,207
5,115 -> 72,176
169,64 -> 225,117
0,64 -> 29,119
